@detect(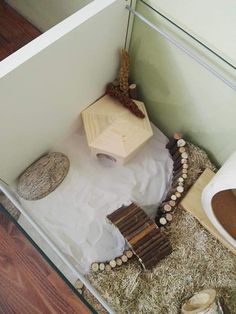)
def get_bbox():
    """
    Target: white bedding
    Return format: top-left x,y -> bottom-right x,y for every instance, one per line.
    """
19,124 -> 173,274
